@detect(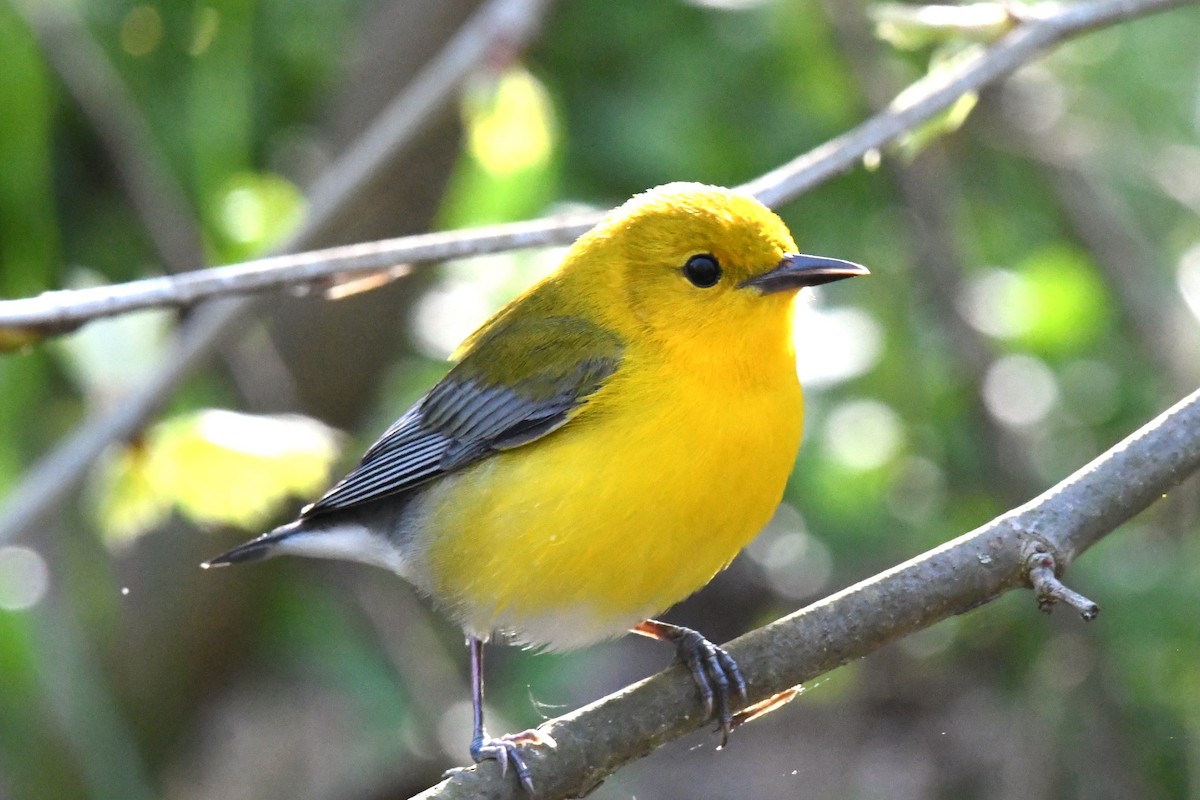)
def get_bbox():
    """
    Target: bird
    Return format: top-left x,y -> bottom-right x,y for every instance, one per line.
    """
203,182 -> 868,792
